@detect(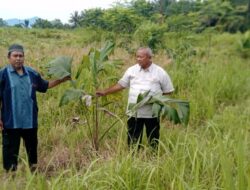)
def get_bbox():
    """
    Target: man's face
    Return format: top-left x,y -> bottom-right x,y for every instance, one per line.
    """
136,49 -> 151,69
8,51 -> 24,70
